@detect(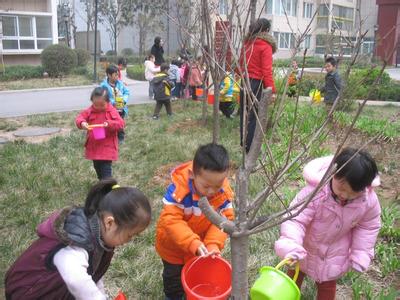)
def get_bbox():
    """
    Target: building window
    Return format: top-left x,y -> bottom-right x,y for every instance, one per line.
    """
266,0 -> 297,16
303,2 -> 313,18
302,35 -> 311,49
274,31 -> 295,49
219,0 -> 228,15
1,15 -> 52,51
